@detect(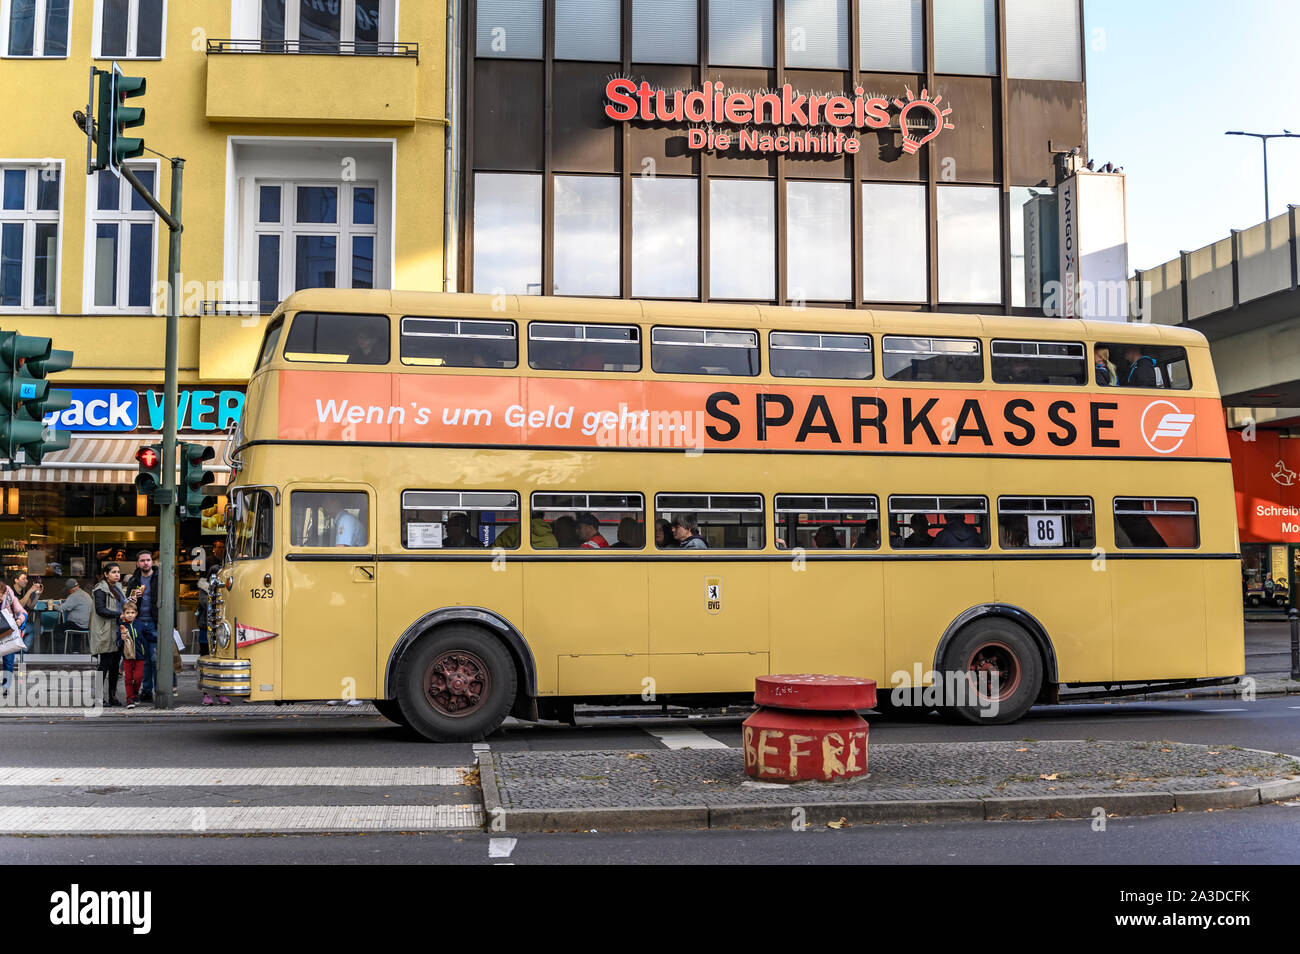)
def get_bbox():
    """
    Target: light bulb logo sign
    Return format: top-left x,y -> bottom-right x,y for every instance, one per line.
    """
603,79 -> 955,158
